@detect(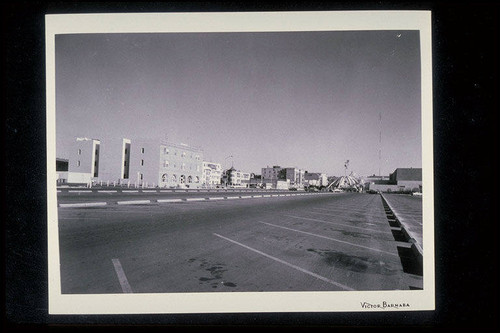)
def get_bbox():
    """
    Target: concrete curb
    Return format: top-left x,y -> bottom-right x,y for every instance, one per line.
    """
380,194 -> 423,263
